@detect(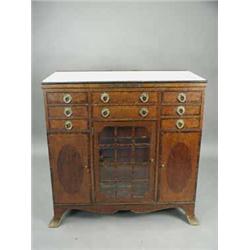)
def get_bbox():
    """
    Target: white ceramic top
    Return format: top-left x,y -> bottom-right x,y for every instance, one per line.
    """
42,71 -> 206,83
